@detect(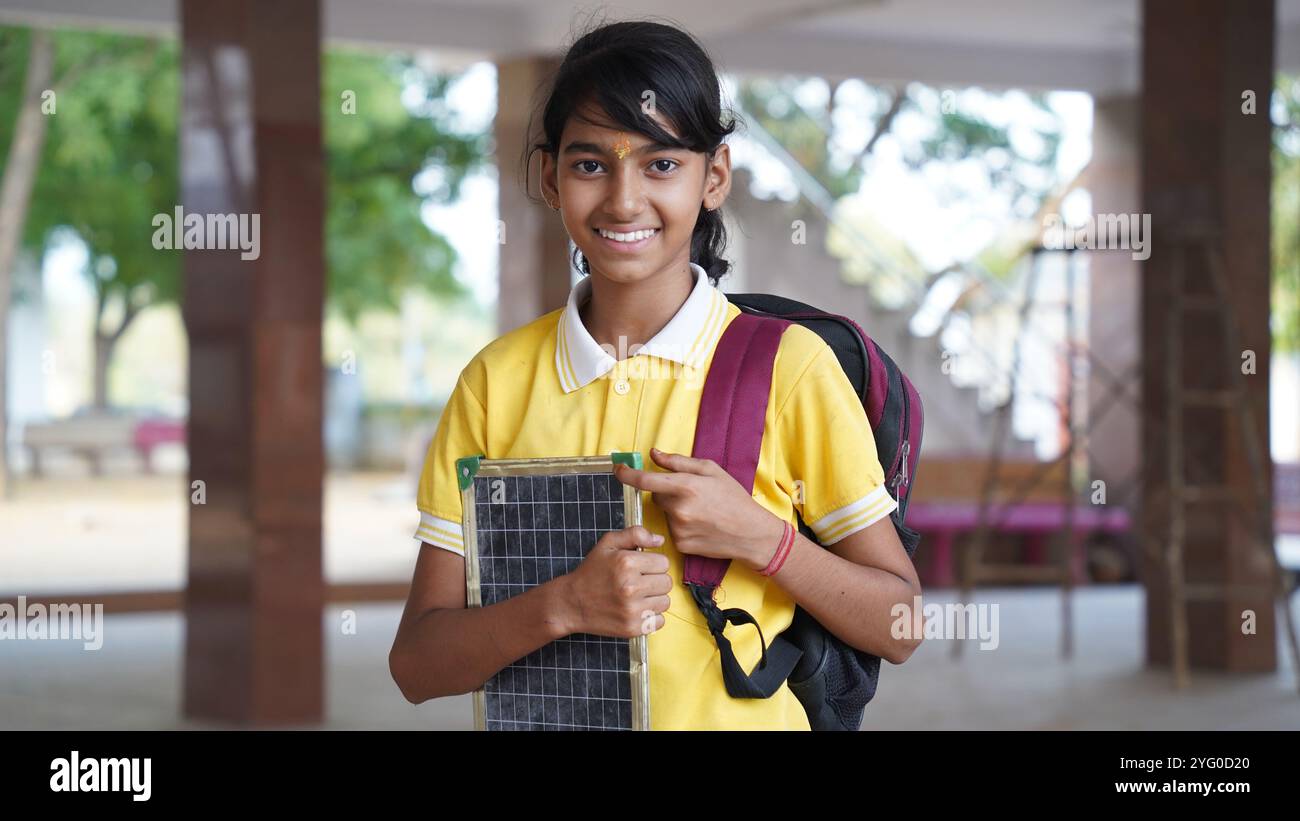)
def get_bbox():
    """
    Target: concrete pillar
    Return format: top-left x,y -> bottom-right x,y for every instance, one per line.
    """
1087,96 -> 1142,511
180,0 -> 325,723
1140,0 -> 1276,672
496,56 -> 572,334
